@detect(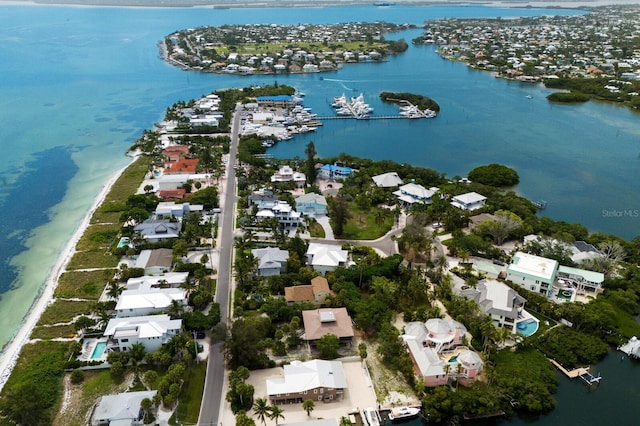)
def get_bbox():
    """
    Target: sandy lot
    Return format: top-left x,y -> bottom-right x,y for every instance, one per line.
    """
221,358 -> 377,425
